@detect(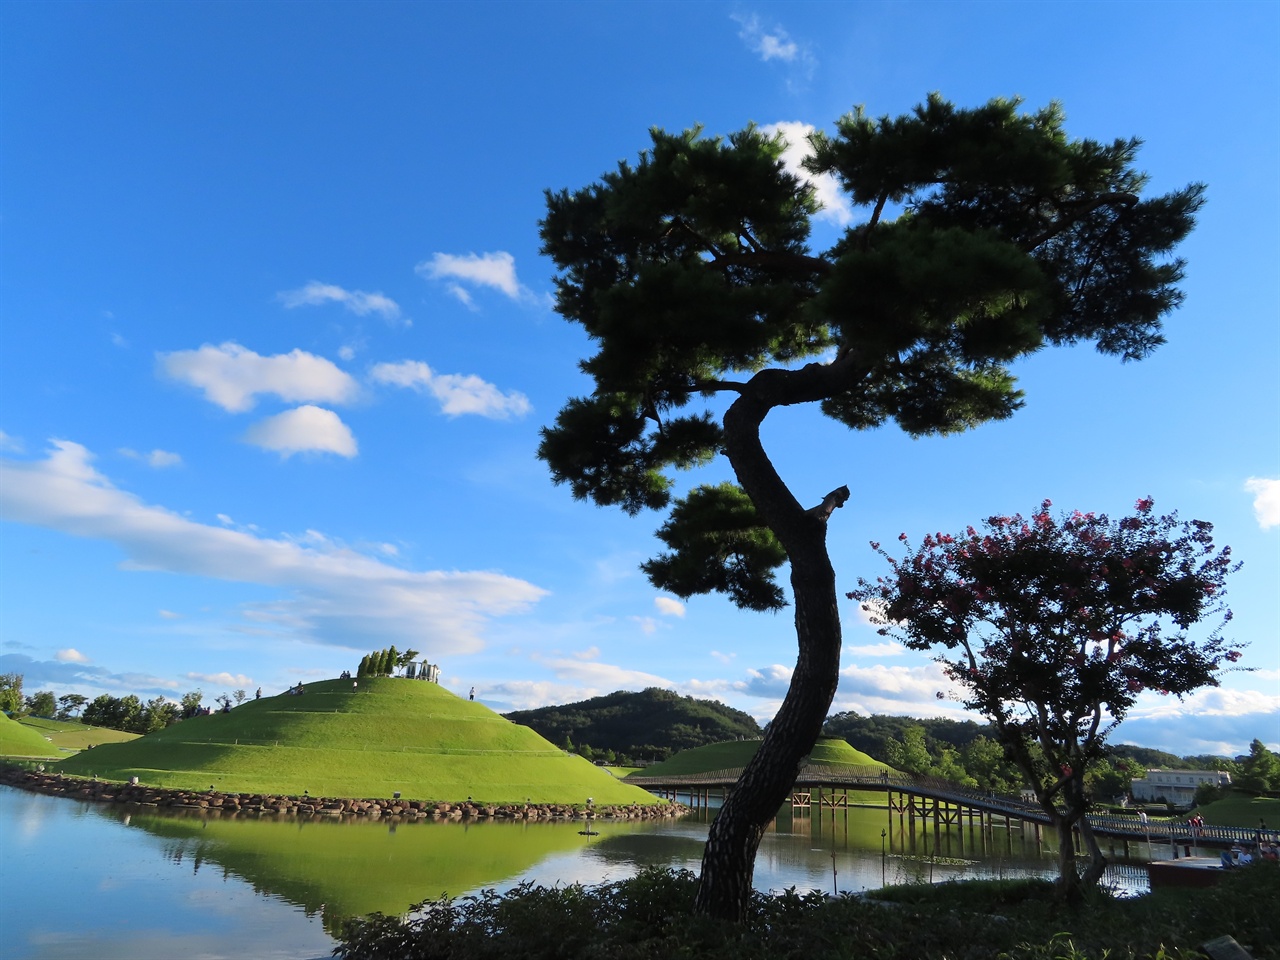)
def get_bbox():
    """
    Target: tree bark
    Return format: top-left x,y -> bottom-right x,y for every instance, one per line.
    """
693,381 -> 845,922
